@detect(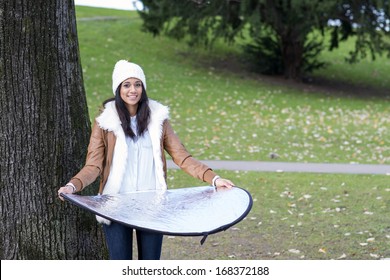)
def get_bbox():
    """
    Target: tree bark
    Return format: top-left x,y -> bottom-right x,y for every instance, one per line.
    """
281,35 -> 304,80
0,0 -> 106,259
